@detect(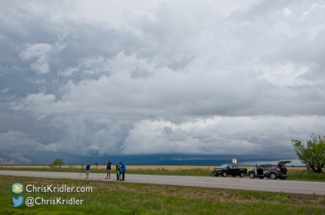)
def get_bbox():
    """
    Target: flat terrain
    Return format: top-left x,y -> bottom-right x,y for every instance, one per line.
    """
2,165 -> 323,182
1,165 -> 217,170
1,170 -> 325,195
0,165 -> 307,171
